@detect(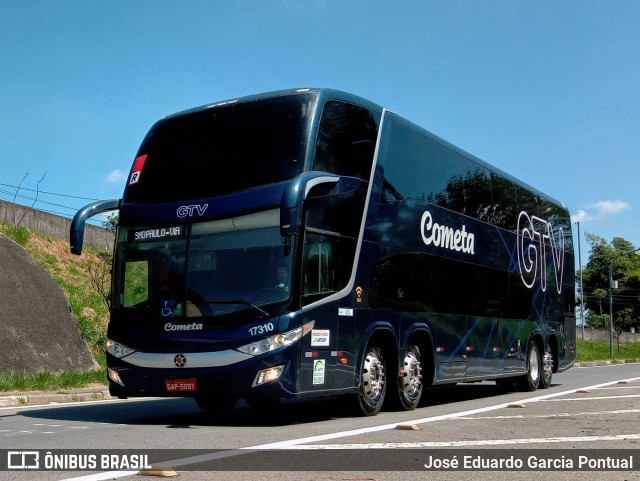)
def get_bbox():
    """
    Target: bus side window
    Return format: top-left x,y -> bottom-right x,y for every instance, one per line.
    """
302,240 -> 335,300
123,260 -> 149,307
